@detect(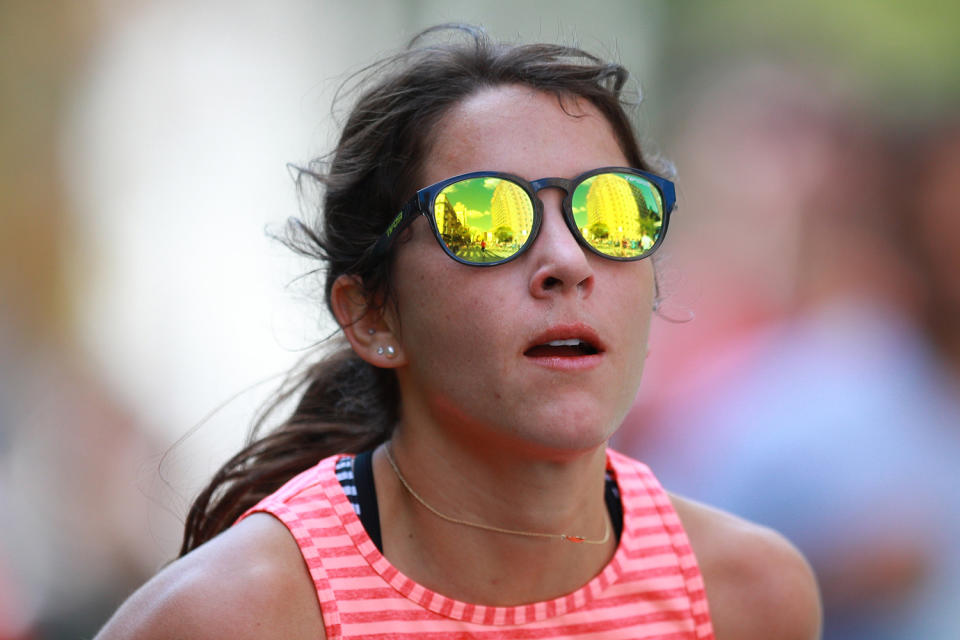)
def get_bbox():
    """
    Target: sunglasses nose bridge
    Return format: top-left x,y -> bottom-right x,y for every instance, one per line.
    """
529,177 -> 574,217
529,177 -> 572,197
